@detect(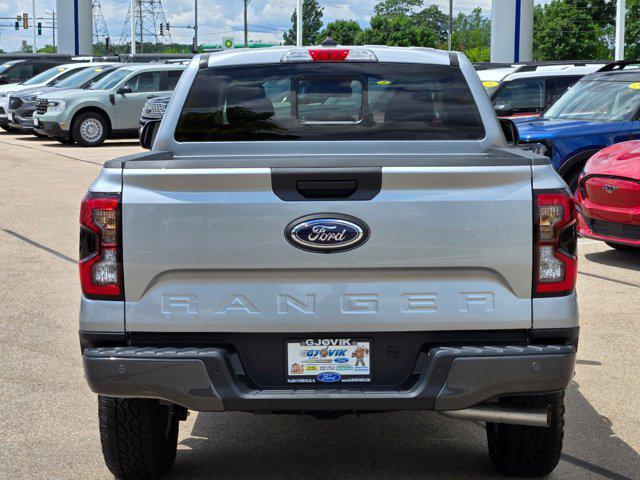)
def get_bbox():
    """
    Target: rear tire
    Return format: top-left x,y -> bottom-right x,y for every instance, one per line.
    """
99,396 -> 180,480
486,393 -> 564,477
606,242 -> 640,251
72,112 -> 108,147
563,164 -> 583,193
